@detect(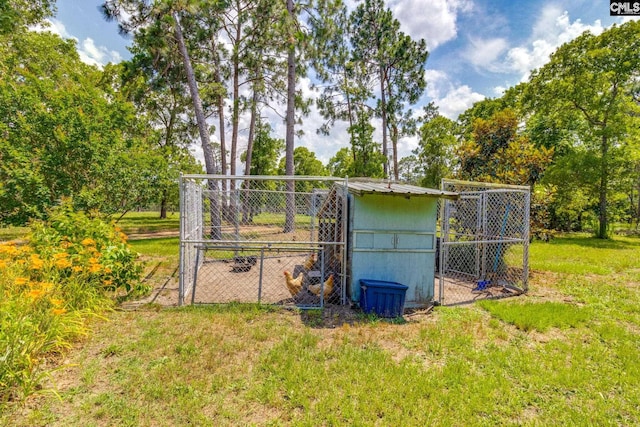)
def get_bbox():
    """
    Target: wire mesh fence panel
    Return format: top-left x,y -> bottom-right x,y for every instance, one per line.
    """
179,175 -> 347,308
438,180 -> 530,305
